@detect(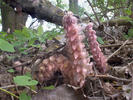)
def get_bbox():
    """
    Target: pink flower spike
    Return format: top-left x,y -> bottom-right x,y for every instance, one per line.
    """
74,51 -> 79,59
62,11 -> 93,87
72,44 -> 77,50
86,23 -> 108,73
